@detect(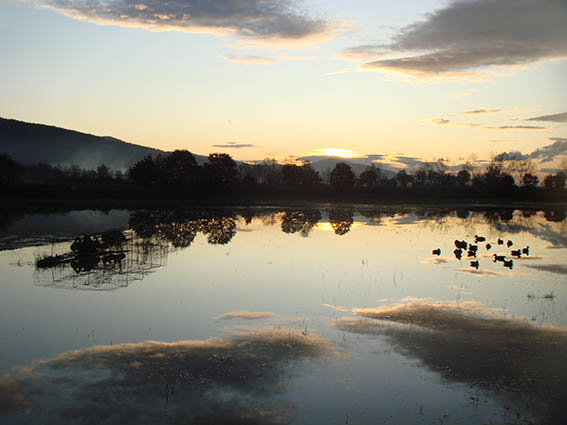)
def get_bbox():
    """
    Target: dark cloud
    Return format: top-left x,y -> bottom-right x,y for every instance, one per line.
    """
461,108 -> 501,115
42,0 -> 336,43
527,140 -> 567,162
524,112 -> 567,123
336,303 -> 567,424
348,0 -> 567,77
484,125 -> 546,130
212,142 -> 257,149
